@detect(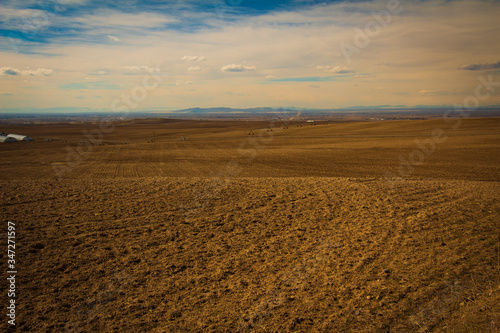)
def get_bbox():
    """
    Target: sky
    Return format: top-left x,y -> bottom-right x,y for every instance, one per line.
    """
0,0 -> 499,113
